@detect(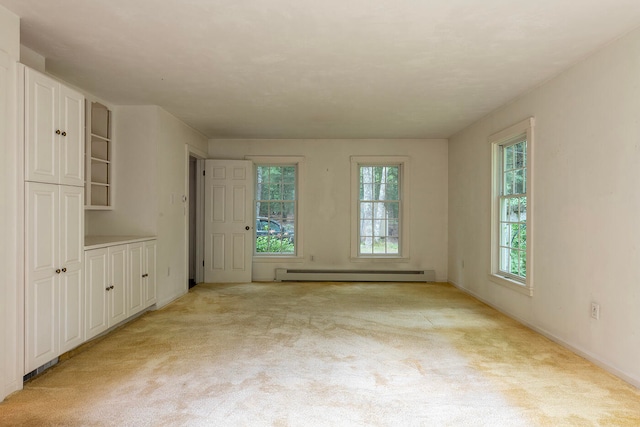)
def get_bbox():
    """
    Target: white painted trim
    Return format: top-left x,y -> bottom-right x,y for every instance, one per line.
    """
350,156 -> 411,260
184,144 -> 207,286
245,156 -> 305,260
487,273 -> 533,296
253,256 -> 304,263
449,280 -> 640,389
489,118 -> 534,296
